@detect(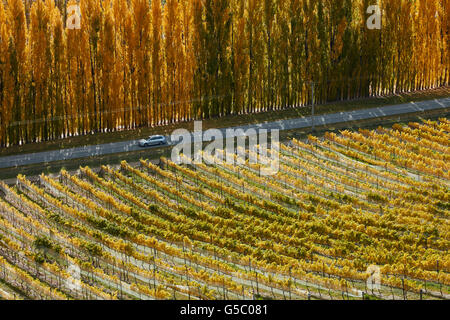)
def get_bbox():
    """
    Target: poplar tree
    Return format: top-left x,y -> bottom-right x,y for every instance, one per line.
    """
164,0 -> 183,123
7,0 -> 28,145
246,0 -> 264,114
179,0 -> 194,121
263,0 -> 277,110
204,0 -> 232,117
50,1 -> 66,139
151,0 -> 163,125
99,0 -> 116,131
231,0 -> 249,114
131,0 -> 151,127
0,0 -> 11,146
82,0 -> 103,132
30,0 -> 50,142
